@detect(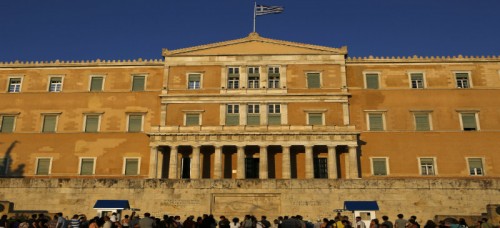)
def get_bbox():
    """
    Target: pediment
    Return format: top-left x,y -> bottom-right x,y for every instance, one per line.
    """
163,33 -> 347,56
